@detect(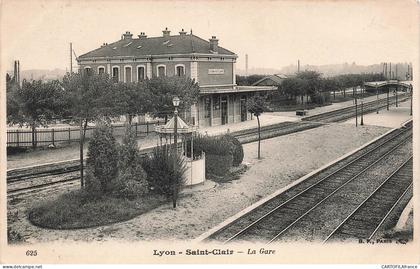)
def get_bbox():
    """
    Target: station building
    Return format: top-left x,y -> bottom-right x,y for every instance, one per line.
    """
77,28 -> 275,127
